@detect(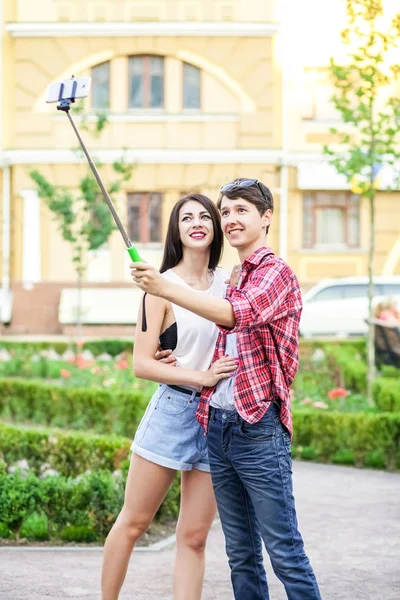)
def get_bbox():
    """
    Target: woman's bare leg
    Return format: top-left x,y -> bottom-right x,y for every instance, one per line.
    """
101,453 -> 176,600
173,469 -> 217,600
